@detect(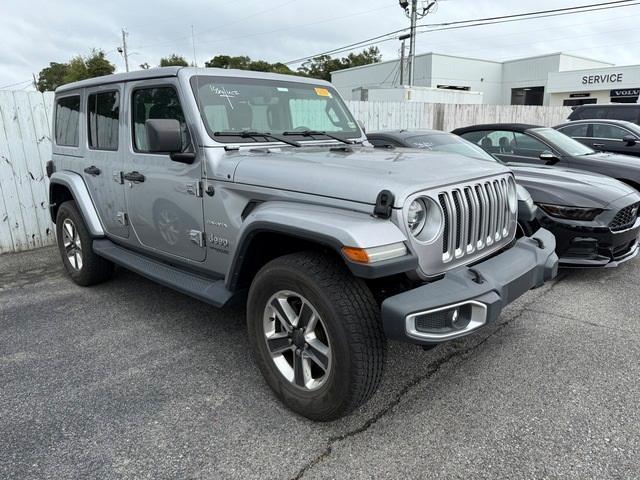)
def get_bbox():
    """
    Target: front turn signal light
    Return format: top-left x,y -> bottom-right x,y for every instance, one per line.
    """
342,242 -> 407,264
